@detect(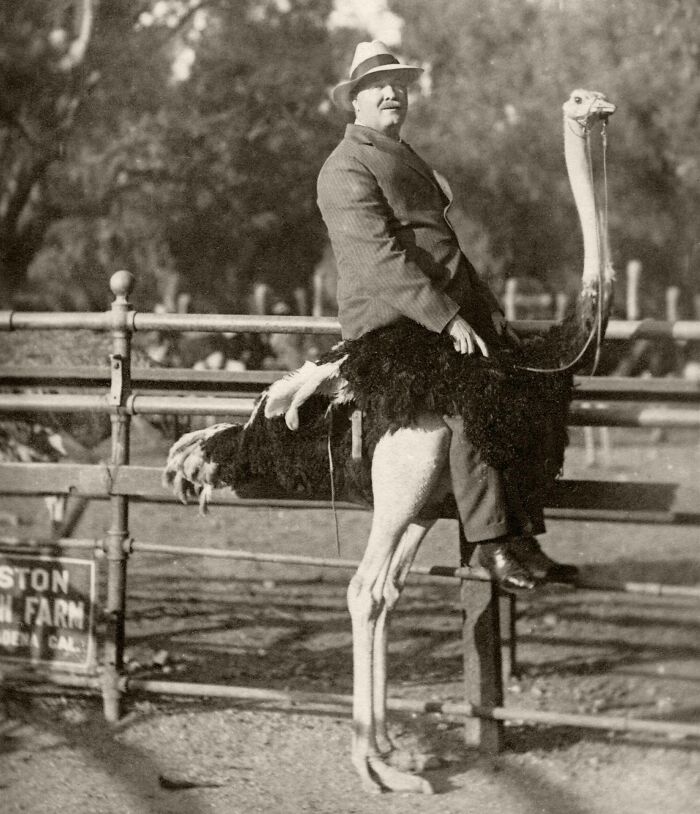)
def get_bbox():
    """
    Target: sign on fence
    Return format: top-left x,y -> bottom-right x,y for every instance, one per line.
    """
0,550 -> 97,670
